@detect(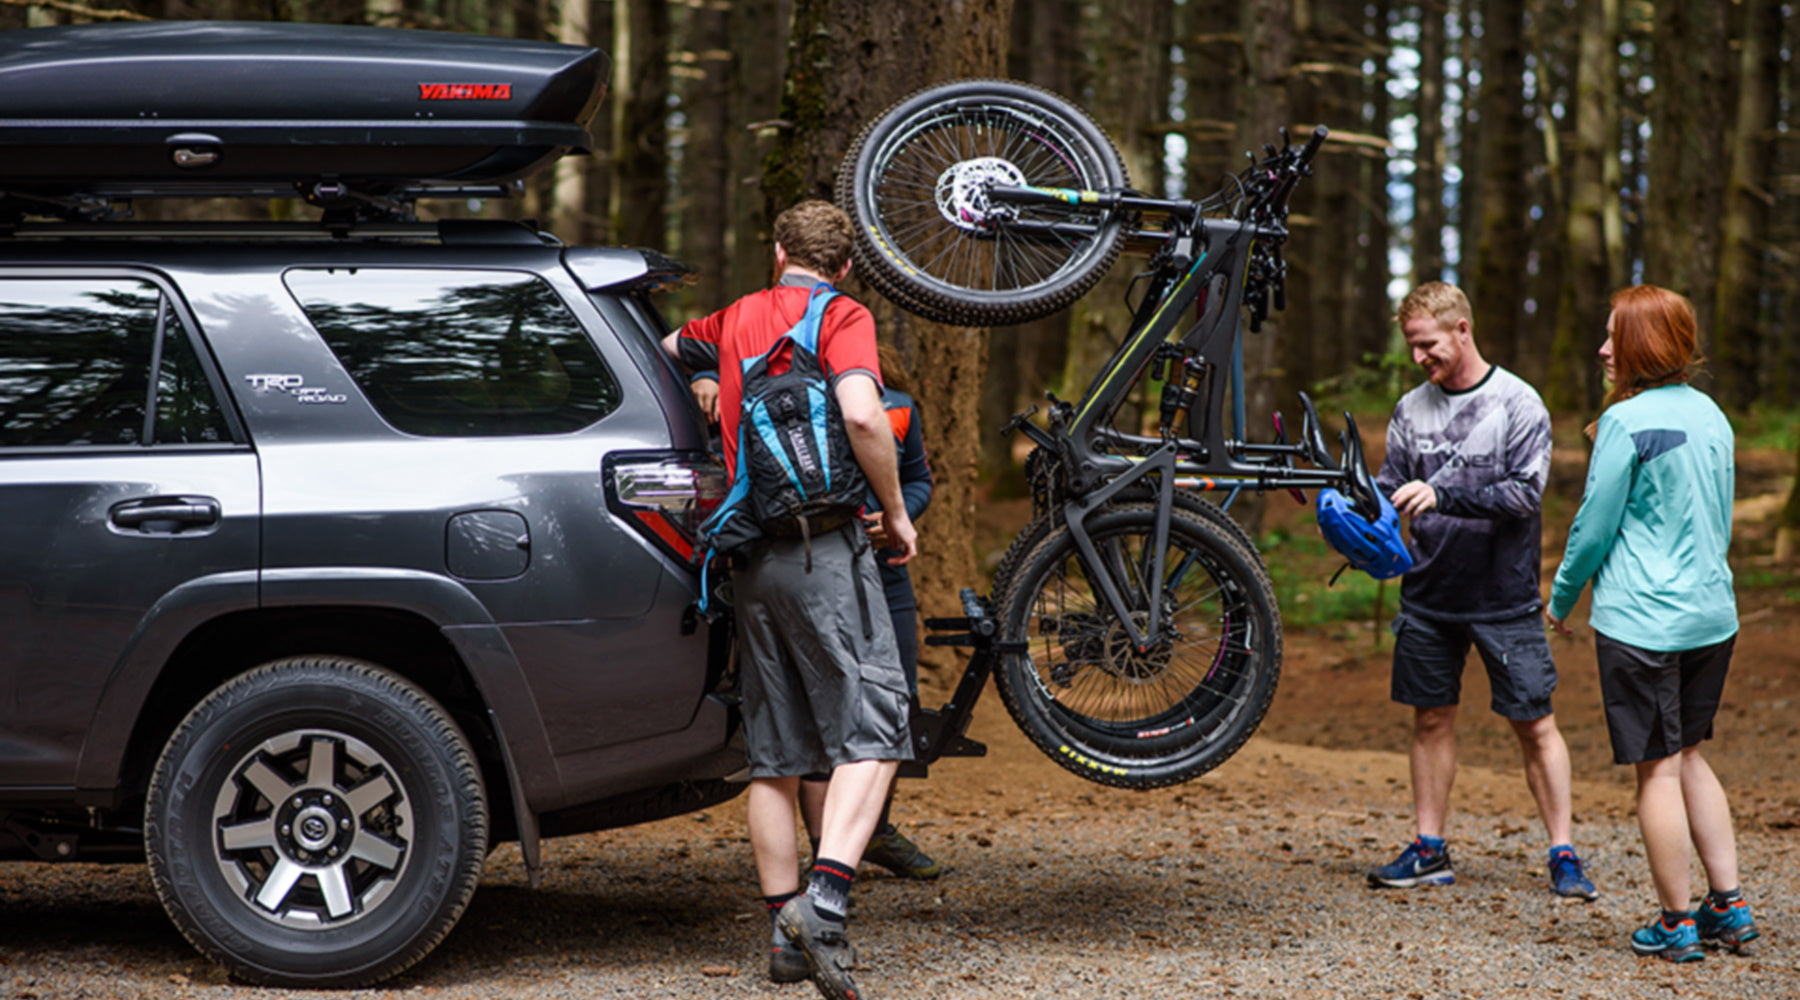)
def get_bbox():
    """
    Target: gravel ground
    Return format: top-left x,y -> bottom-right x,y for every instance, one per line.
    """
3,703 -> 1796,1000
